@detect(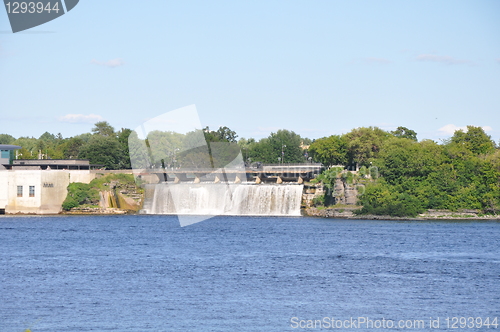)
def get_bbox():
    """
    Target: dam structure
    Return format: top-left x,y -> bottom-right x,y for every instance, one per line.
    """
138,164 -> 322,218
143,183 -> 304,216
